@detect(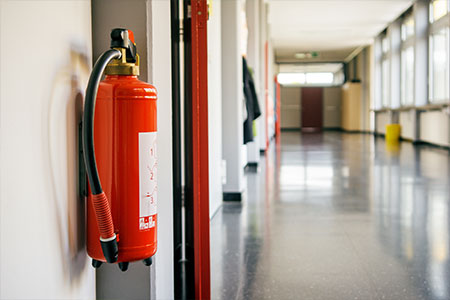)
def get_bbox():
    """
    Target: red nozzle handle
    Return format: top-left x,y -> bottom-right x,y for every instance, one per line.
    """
92,192 -> 118,263
92,192 -> 115,240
